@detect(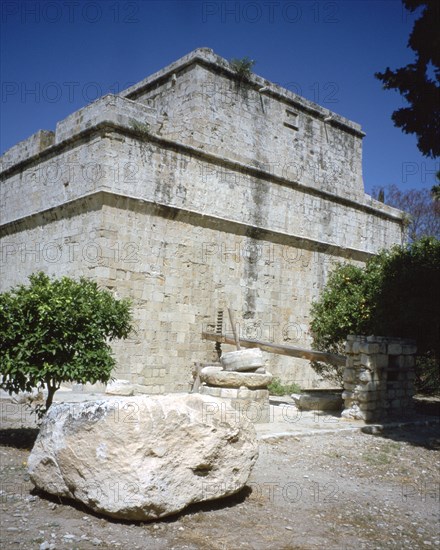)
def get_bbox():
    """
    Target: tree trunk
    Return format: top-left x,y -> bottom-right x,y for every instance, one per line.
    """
45,380 -> 58,412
